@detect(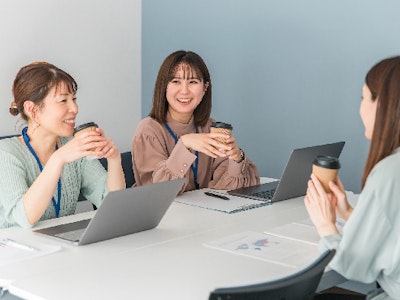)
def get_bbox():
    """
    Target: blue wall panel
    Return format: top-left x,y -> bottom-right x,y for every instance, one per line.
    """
143,0 -> 400,192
